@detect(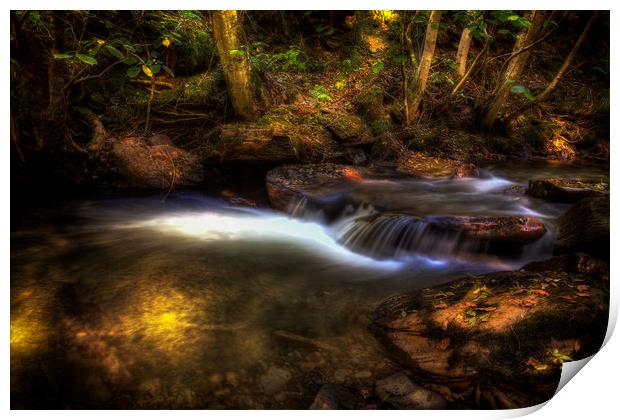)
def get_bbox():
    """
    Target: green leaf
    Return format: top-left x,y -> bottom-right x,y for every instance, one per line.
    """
149,63 -> 162,74
511,85 -> 526,94
371,60 -> 384,75
507,15 -> 520,21
126,66 -> 140,78
523,90 -> 536,102
76,54 -> 98,65
105,45 -> 124,59
53,53 -> 73,59
228,49 -> 245,56
123,56 -> 138,65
